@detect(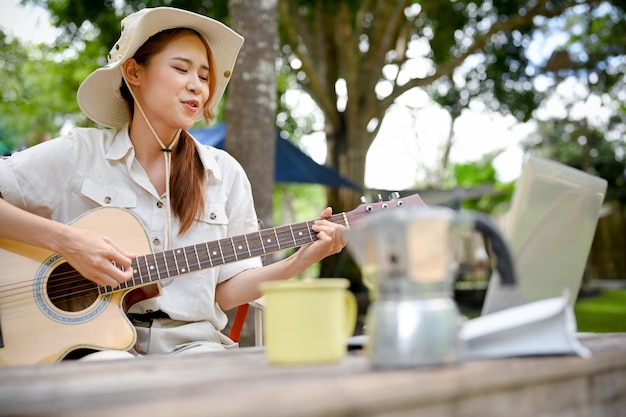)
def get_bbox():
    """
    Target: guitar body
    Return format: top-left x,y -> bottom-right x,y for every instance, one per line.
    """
0,207 -> 156,366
